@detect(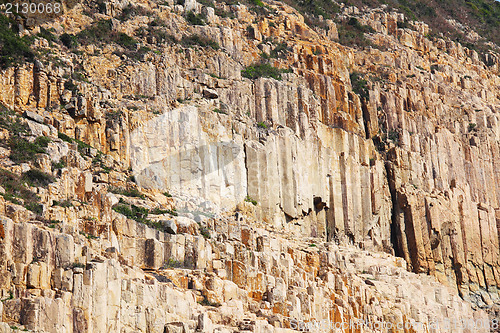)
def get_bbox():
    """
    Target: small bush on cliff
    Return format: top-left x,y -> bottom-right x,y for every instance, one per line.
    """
118,4 -> 153,21
282,0 -> 340,27
150,207 -> 178,216
76,19 -> 137,50
22,169 -> 55,188
112,200 -> 180,232
8,136 -> 50,163
186,11 -> 207,25
60,33 -> 79,49
0,14 -> 34,69
241,63 -> 290,80
53,200 -> 73,208
116,33 -> 137,49
52,160 -> 66,170
70,262 -> 86,269
58,132 -> 74,143
337,18 -> 375,49
350,72 -> 369,100
245,195 -> 258,205
198,222 -> 211,239
108,186 -> 146,199
269,42 -> 291,59
77,19 -> 113,44
0,104 -> 29,134
164,258 -> 183,268
198,296 -> 221,307
180,34 -> 220,49
387,130 -> 399,144
113,202 -> 150,223
0,168 -> 41,214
